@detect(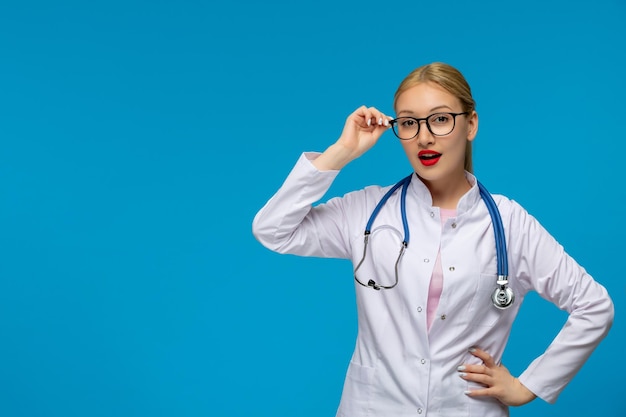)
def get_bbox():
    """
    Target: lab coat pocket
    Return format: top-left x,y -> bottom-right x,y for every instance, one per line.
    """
467,273 -> 504,327
337,361 -> 375,416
